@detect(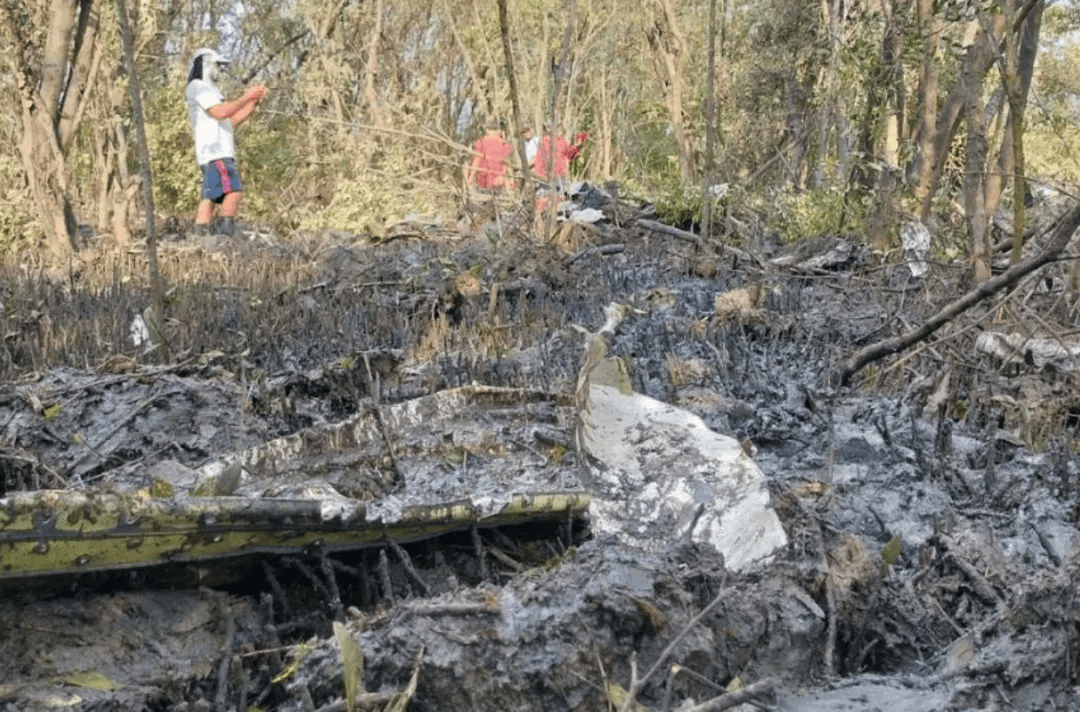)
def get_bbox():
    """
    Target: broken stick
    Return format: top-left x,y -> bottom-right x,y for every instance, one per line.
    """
680,677 -> 779,712
619,573 -> 728,712
635,219 -> 759,265
385,534 -> 431,596
938,534 -> 1004,606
